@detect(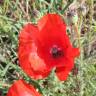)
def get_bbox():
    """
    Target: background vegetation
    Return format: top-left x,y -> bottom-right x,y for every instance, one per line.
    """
0,0 -> 96,96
